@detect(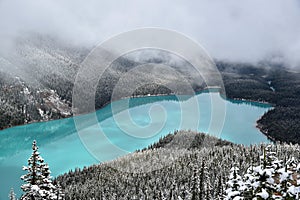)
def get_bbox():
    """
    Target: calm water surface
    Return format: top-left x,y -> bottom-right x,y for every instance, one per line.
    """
0,91 -> 272,198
